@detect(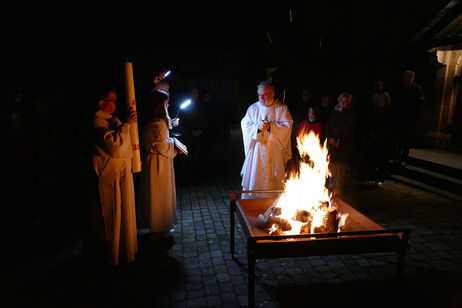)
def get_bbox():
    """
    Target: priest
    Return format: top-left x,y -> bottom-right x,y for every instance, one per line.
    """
241,82 -> 293,198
